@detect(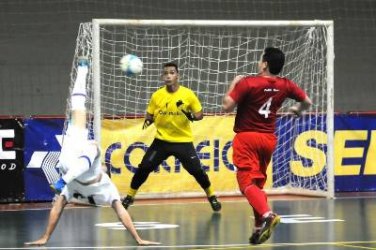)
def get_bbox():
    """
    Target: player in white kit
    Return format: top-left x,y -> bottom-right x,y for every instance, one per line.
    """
24,58 -> 160,246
